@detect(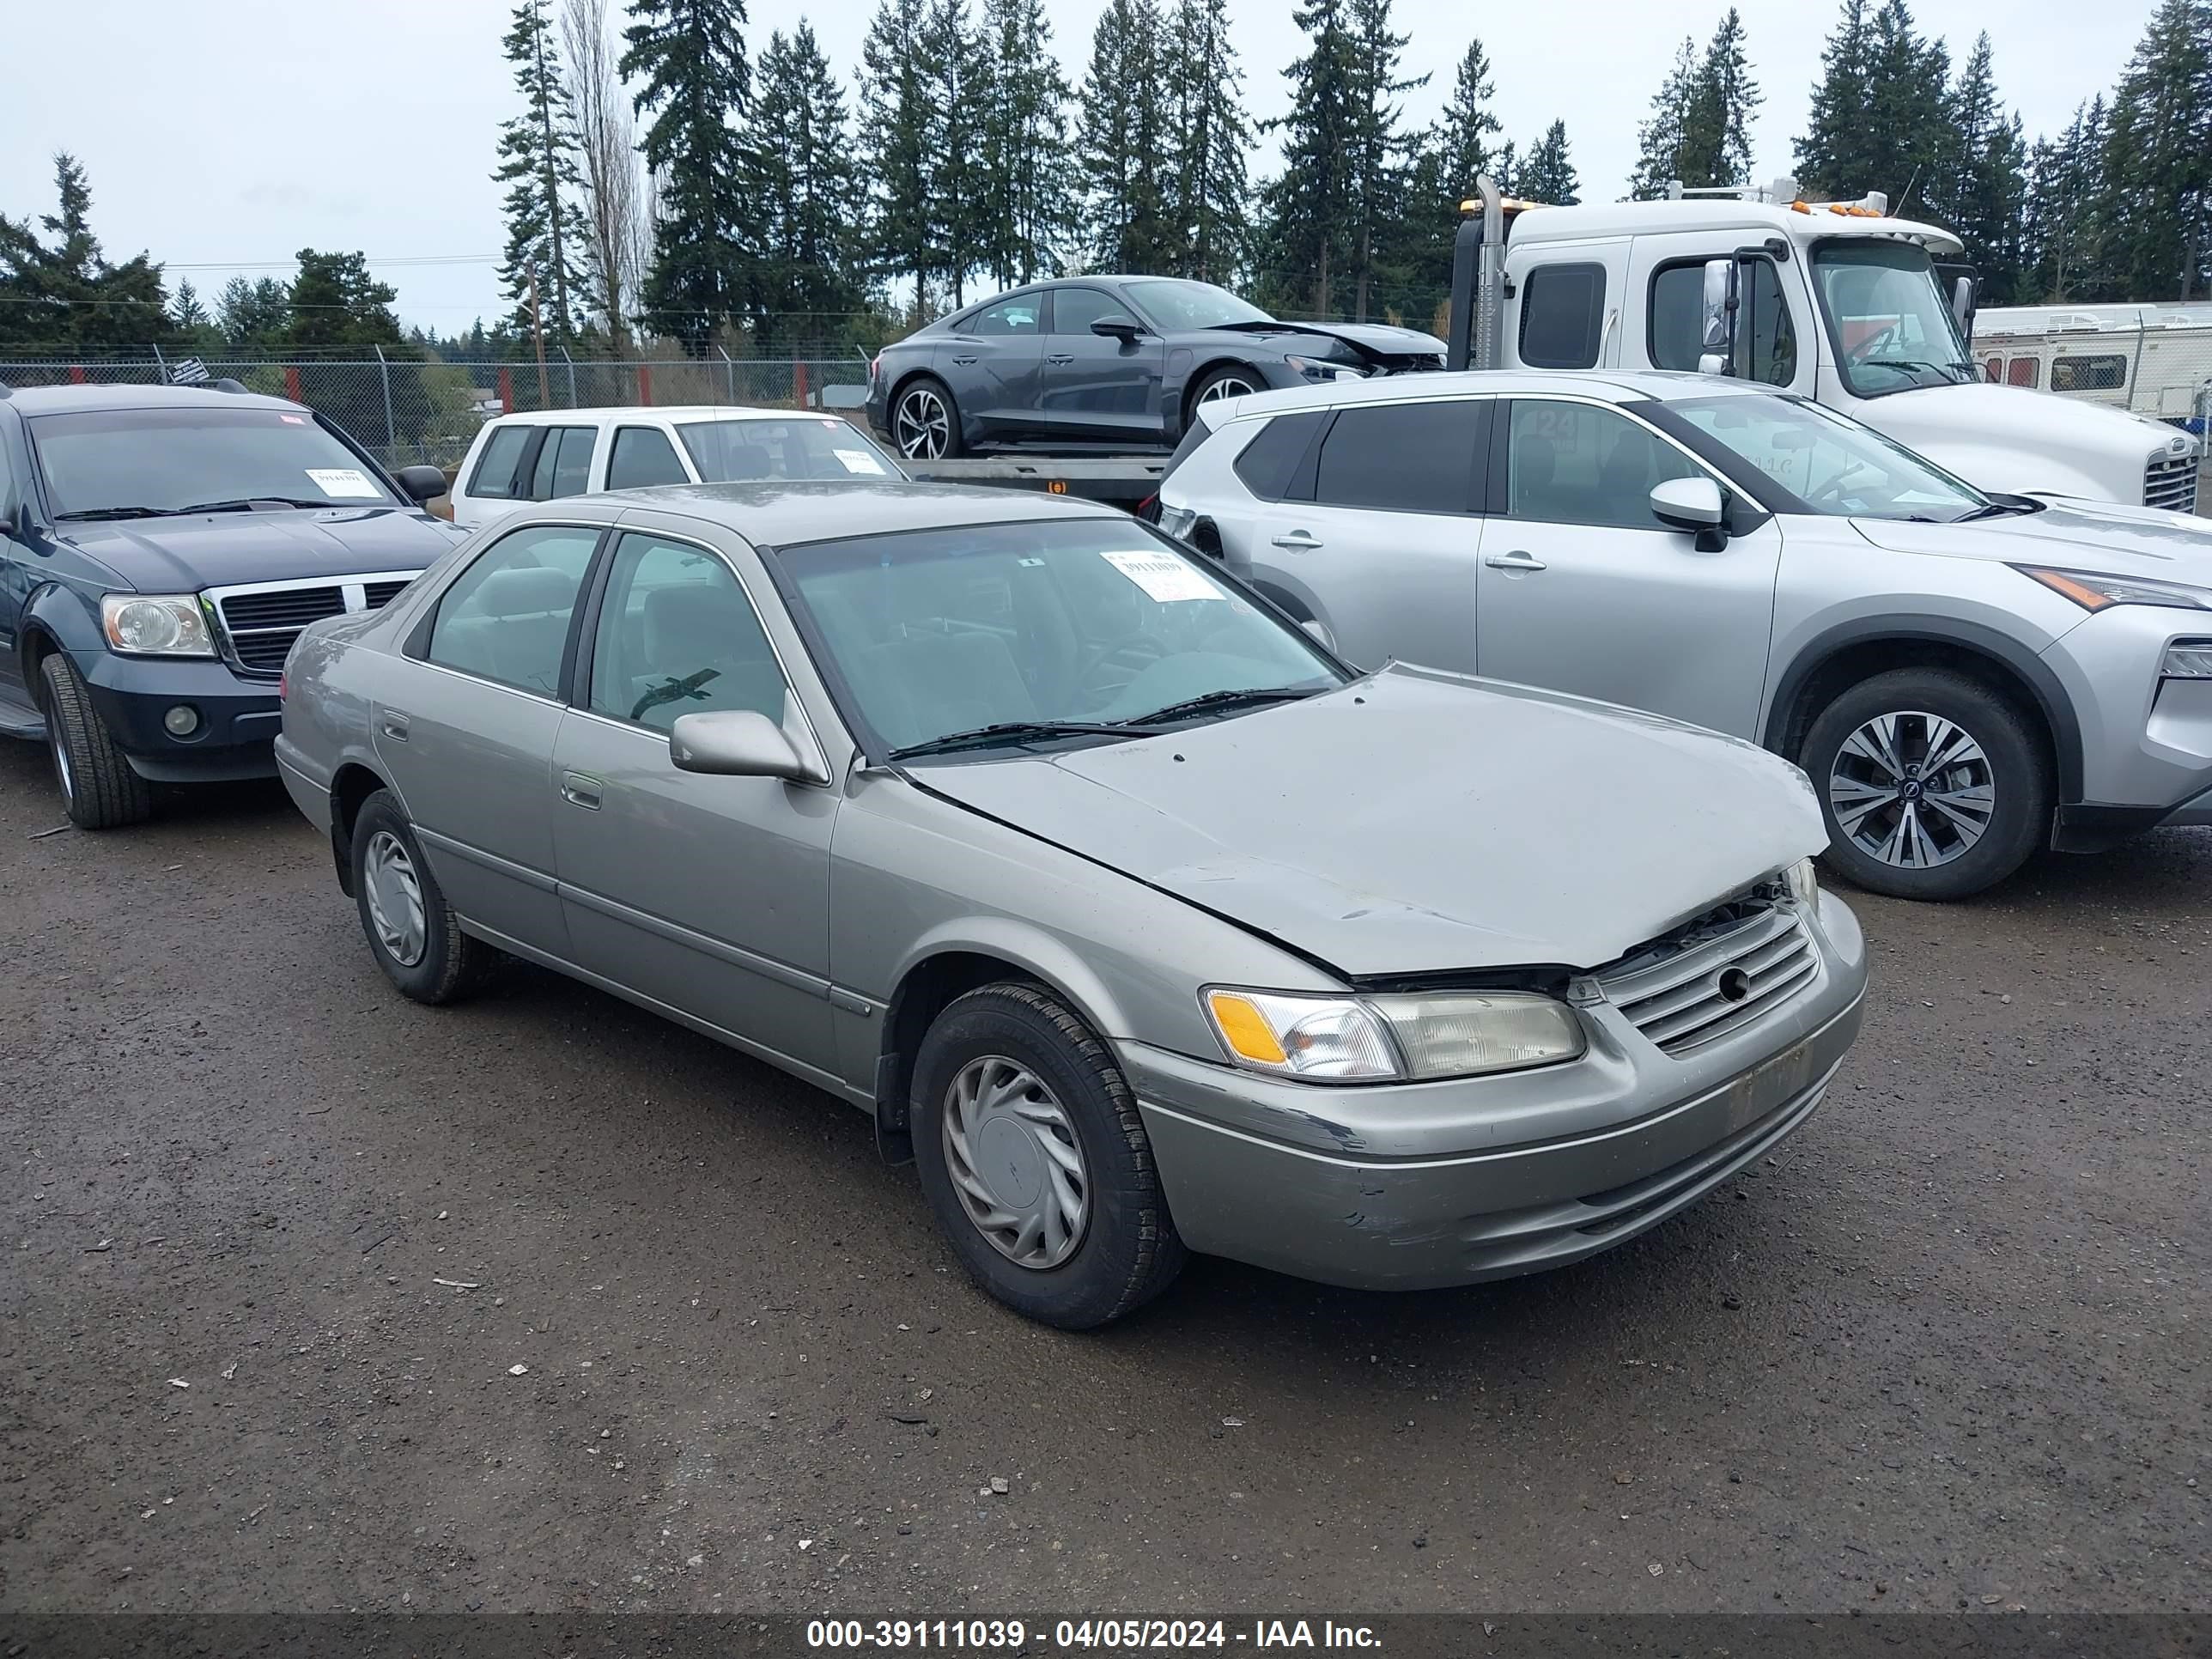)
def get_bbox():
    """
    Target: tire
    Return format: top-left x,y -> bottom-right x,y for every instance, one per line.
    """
349,788 -> 504,1004
911,982 -> 1186,1329
1800,667 -> 2051,902
39,652 -> 152,830
890,375 -> 963,460
1187,364 -> 1264,422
